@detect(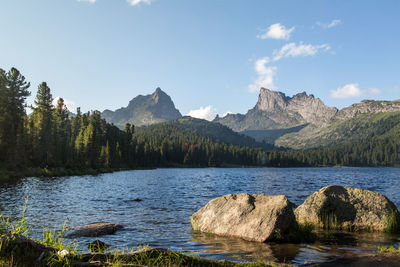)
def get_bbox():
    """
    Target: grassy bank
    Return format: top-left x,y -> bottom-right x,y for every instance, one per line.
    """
0,246 -> 290,267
